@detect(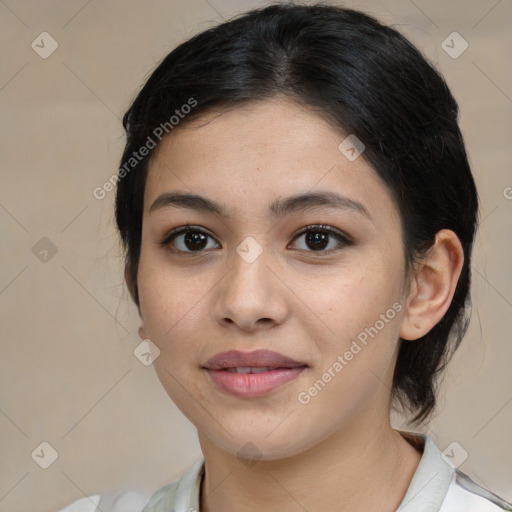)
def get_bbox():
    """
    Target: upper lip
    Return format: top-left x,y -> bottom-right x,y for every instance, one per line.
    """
203,350 -> 307,370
